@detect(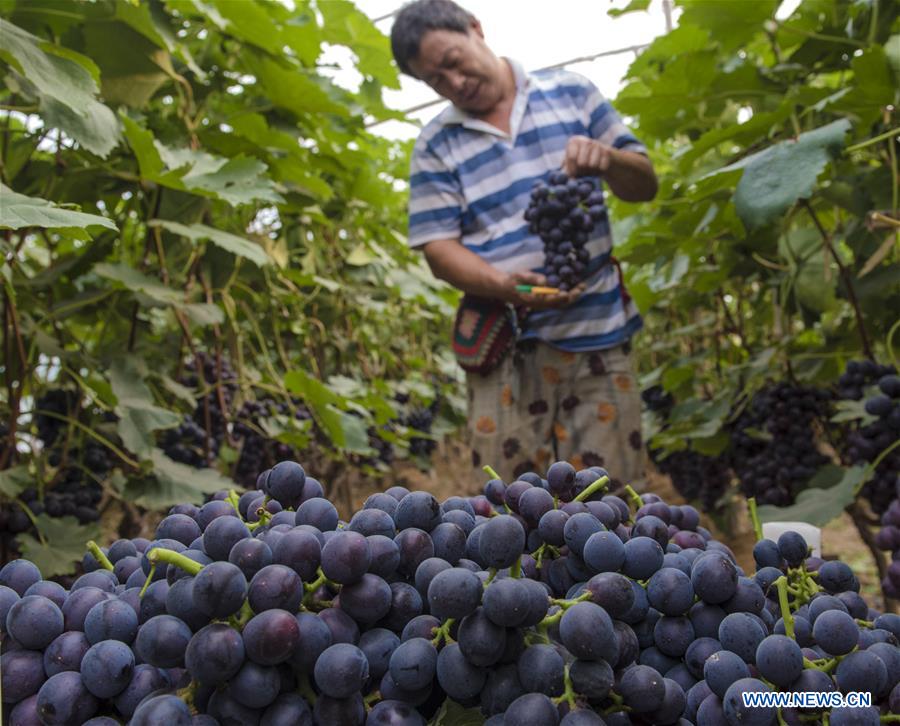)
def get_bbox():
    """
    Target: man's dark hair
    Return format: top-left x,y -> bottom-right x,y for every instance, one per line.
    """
390,0 -> 475,77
